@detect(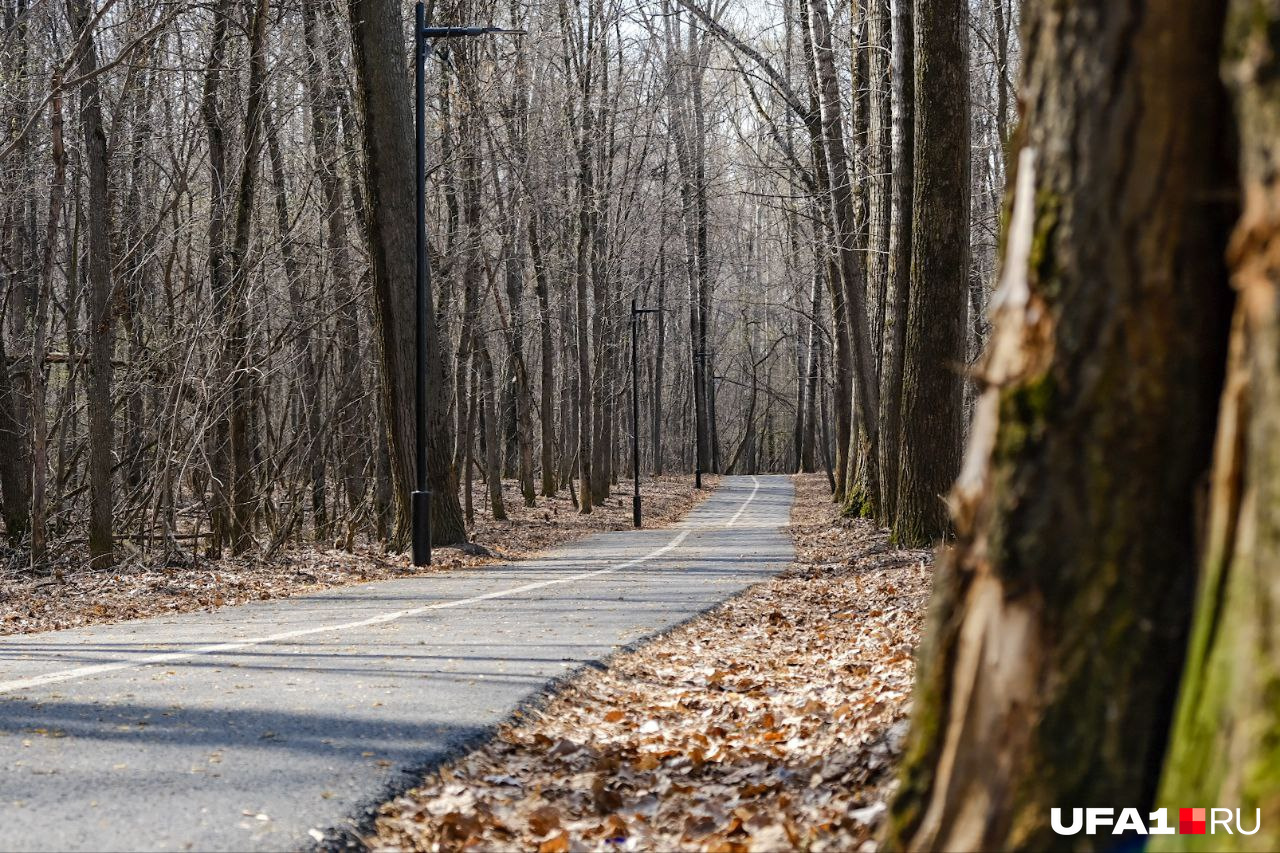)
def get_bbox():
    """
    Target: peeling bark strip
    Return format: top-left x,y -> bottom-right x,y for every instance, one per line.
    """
886,3 -> 1237,850
1155,3 -> 1280,850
